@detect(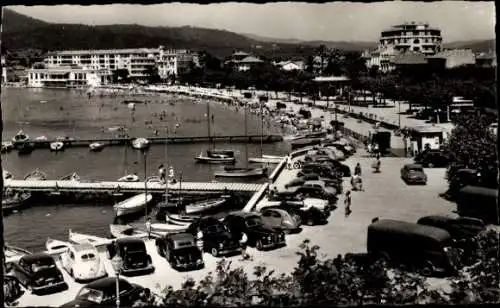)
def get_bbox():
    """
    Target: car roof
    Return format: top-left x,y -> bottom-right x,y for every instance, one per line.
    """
228,211 -> 261,218
405,163 -> 424,169
459,186 -> 498,197
116,238 -> 144,245
369,219 -> 451,242
418,215 -> 456,224
21,253 -> 54,263
85,277 -> 129,290
263,208 -> 288,215
72,243 -> 97,253
168,232 -> 195,241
